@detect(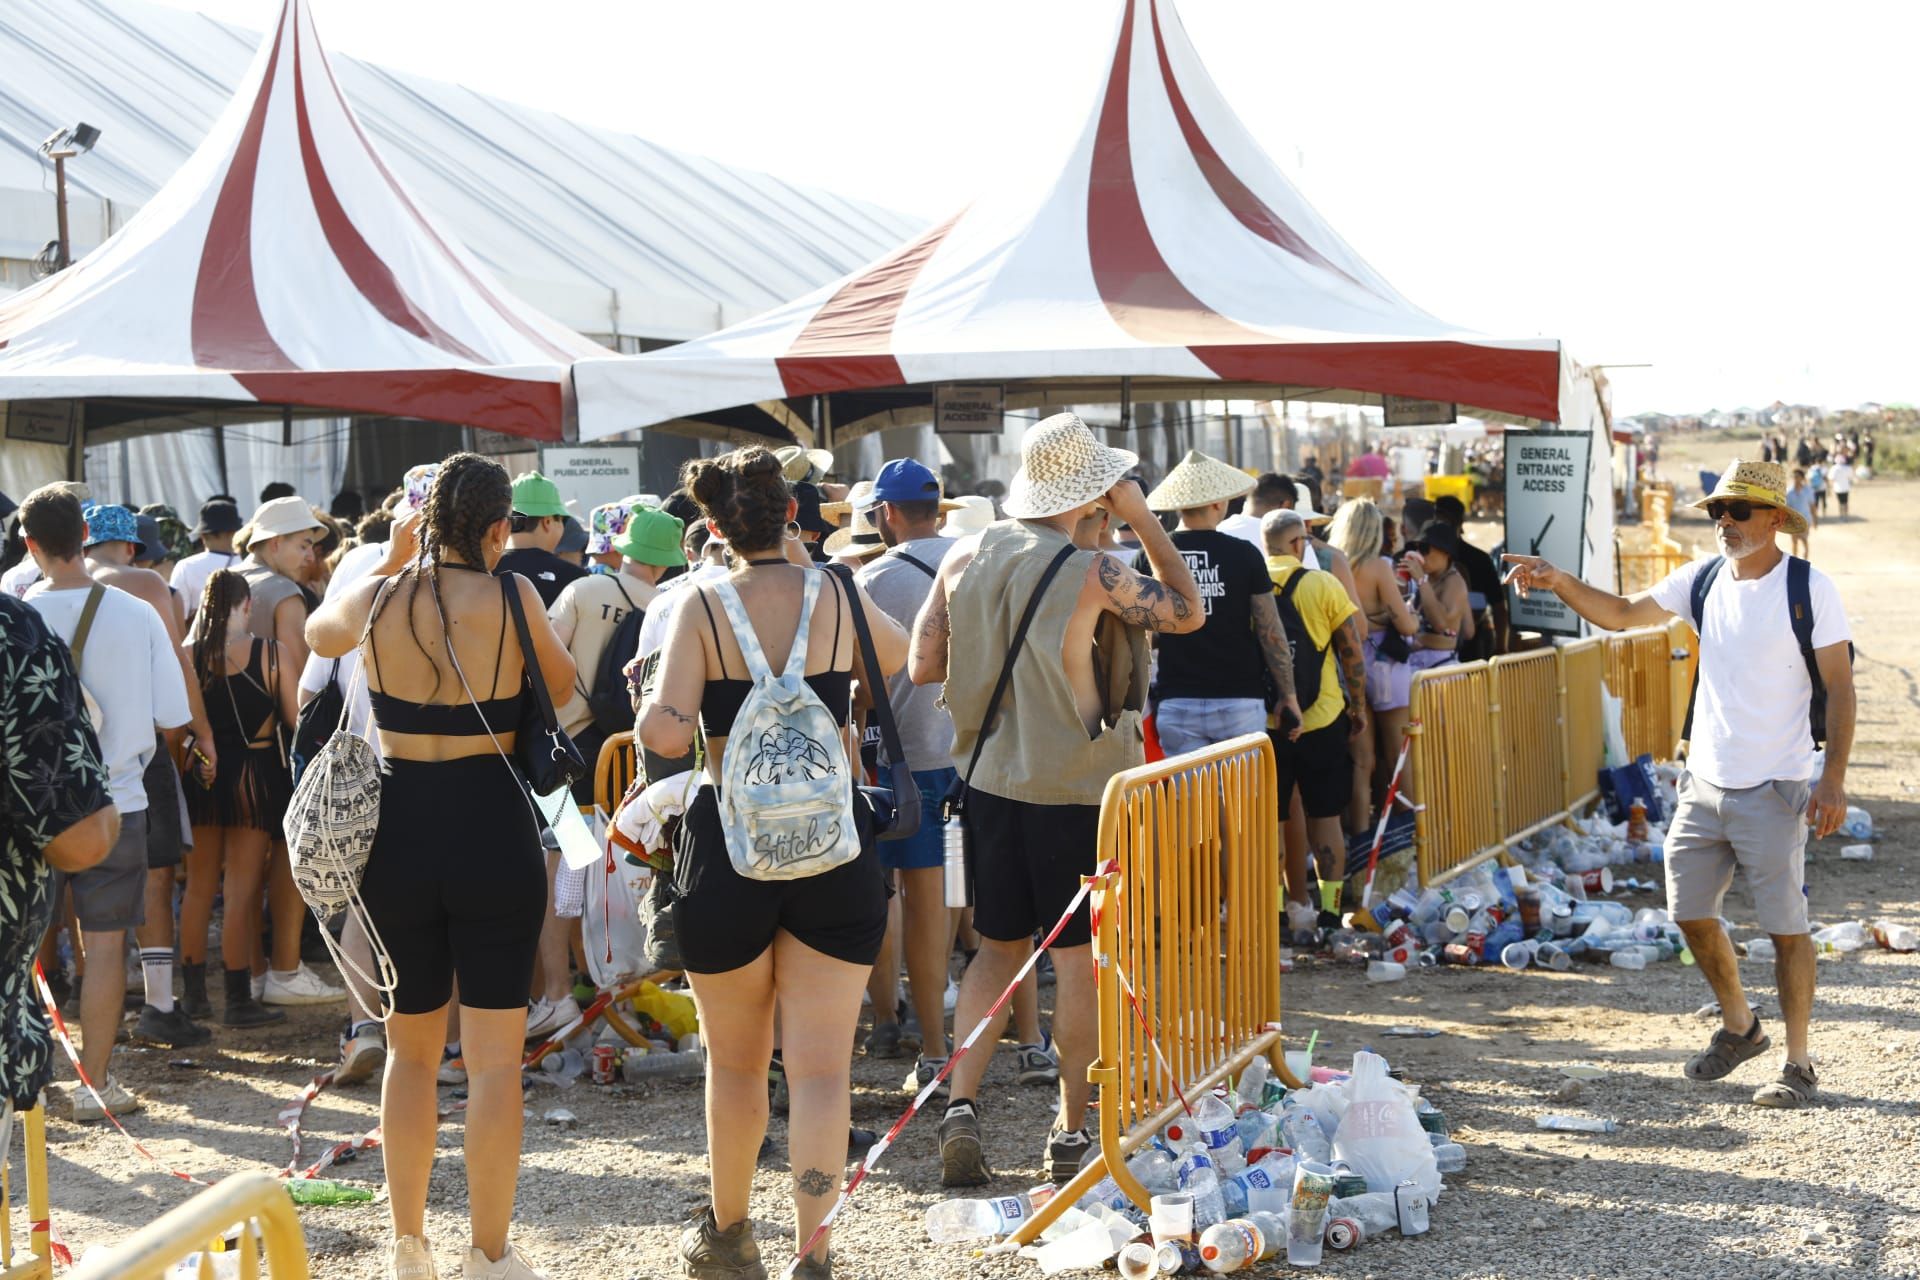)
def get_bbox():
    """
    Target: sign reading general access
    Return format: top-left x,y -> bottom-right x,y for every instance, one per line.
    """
1382,396 -> 1457,428
540,445 -> 644,519
1505,430 -> 1594,637
934,383 -> 1004,434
